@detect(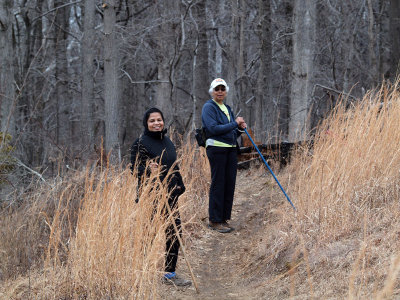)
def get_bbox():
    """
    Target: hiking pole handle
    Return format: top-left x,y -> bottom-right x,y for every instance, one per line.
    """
243,128 -> 296,210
